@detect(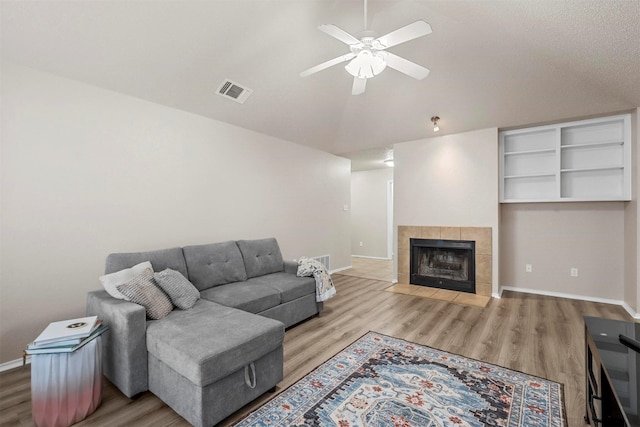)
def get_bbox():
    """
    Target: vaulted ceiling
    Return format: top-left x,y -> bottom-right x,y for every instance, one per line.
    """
2,0 -> 639,169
